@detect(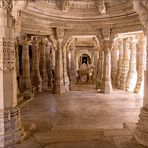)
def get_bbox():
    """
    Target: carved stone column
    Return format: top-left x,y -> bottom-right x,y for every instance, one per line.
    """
134,34 -> 147,93
63,43 -> 70,92
133,1 -> 148,146
53,28 -> 65,93
21,36 -> 31,90
100,28 -> 113,93
0,2 -> 25,146
125,36 -> 137,91
116,38 -> 123,87
96,49 -> 104,89
15,41 -> 20,94
120,38 -> 130,90
45,43 -> 53,88
39,39 -> 48,91
31,38 -> 42,92
111,39 -> 118,87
